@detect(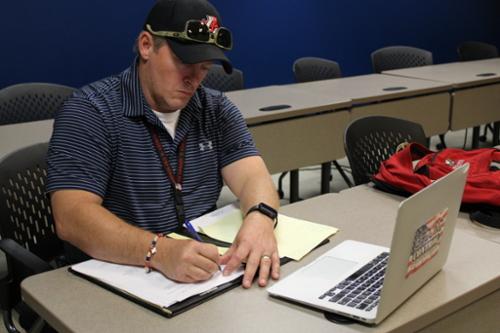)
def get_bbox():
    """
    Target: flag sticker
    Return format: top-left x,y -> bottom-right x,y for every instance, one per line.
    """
406,208 -> 448,278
